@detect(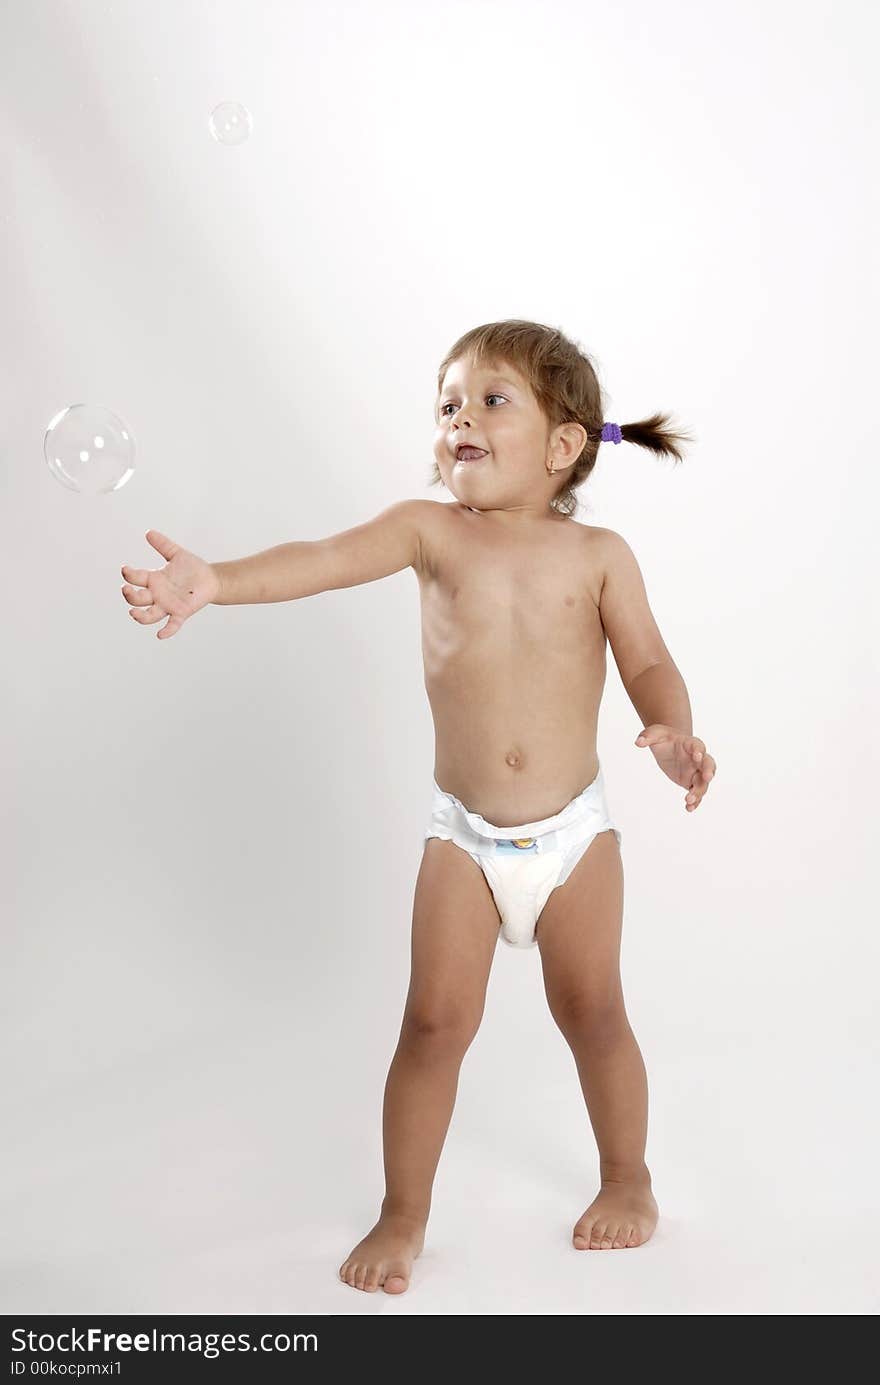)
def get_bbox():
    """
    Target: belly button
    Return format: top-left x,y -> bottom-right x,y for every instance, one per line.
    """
505,751 -> 521,768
